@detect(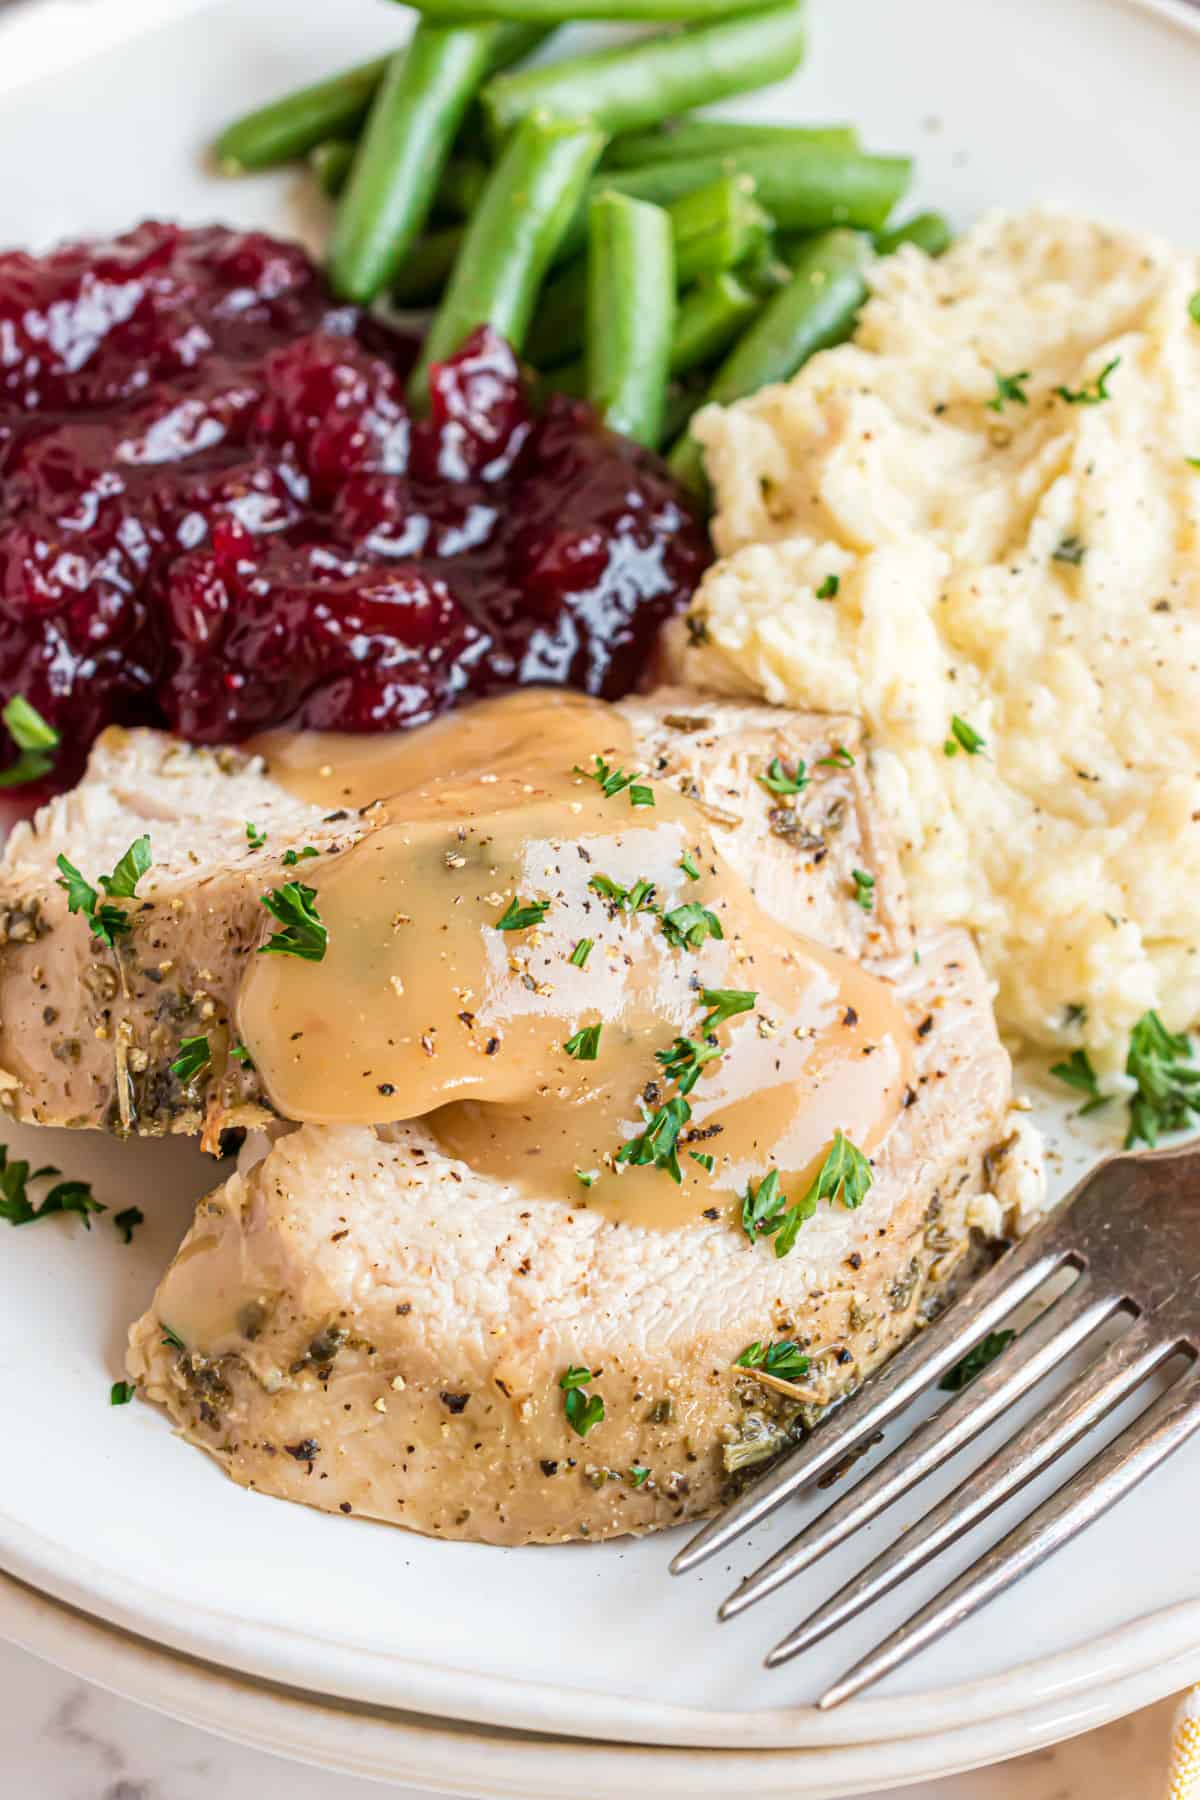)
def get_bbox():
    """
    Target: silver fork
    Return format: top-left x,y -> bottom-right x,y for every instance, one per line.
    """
670,1144 -> 1200,1706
